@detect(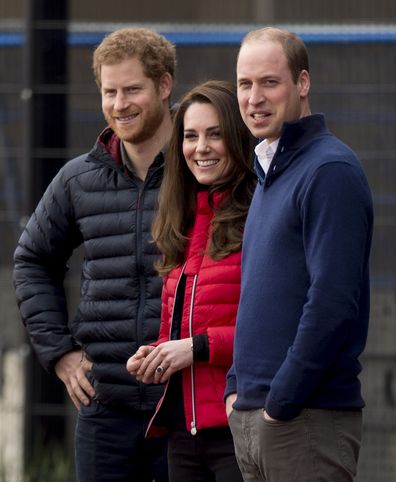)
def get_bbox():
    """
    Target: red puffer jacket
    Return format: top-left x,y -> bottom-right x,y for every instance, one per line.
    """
149,190 -> 241,435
